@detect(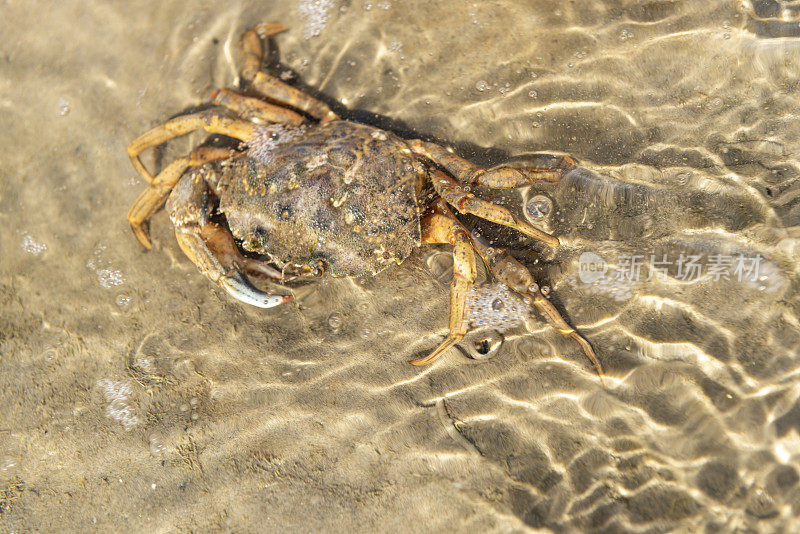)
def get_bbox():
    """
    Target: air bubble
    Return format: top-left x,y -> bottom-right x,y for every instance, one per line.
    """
427,252 -> 454,283
2,457 -> 18,473
475,80 -> 489,92
540,285 -> 550,296
491,298 -> 504,311
97,269 -> 124,288
525,195 -> 553,221
97,379 -> 139,430
148,434 -> 166,456
463,330 -> 504,360
328,312 -> 343,330
20,232 -> 47,255
297,0 -> 335,39
57,97 -> 71,116
528,90 -> 538,98
87,245 -> 126,288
